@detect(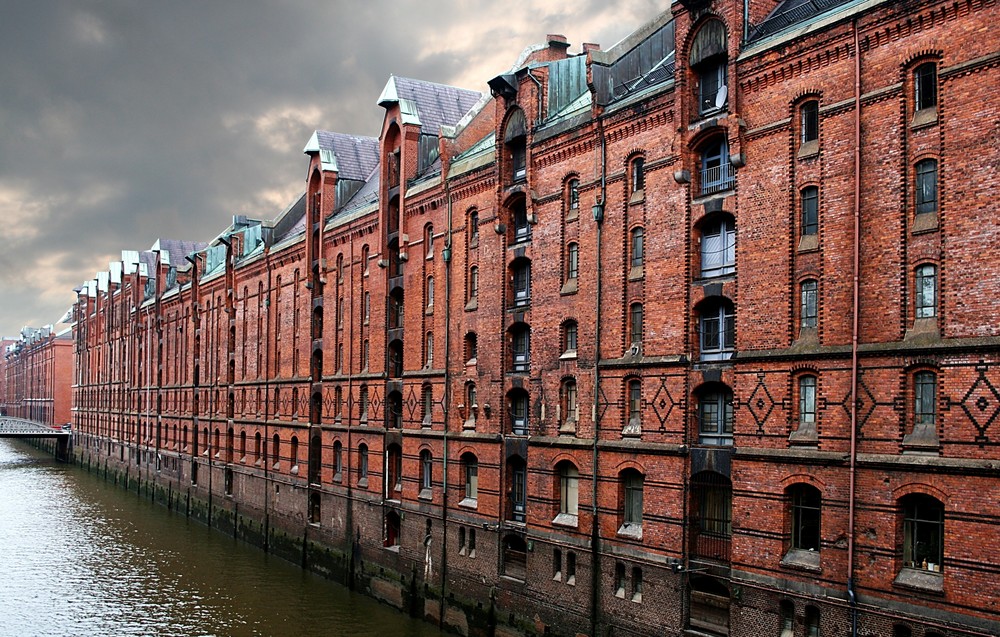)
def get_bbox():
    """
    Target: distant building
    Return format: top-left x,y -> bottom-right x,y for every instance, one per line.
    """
70,0 -> 1000,635
3,327 -> 73,426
